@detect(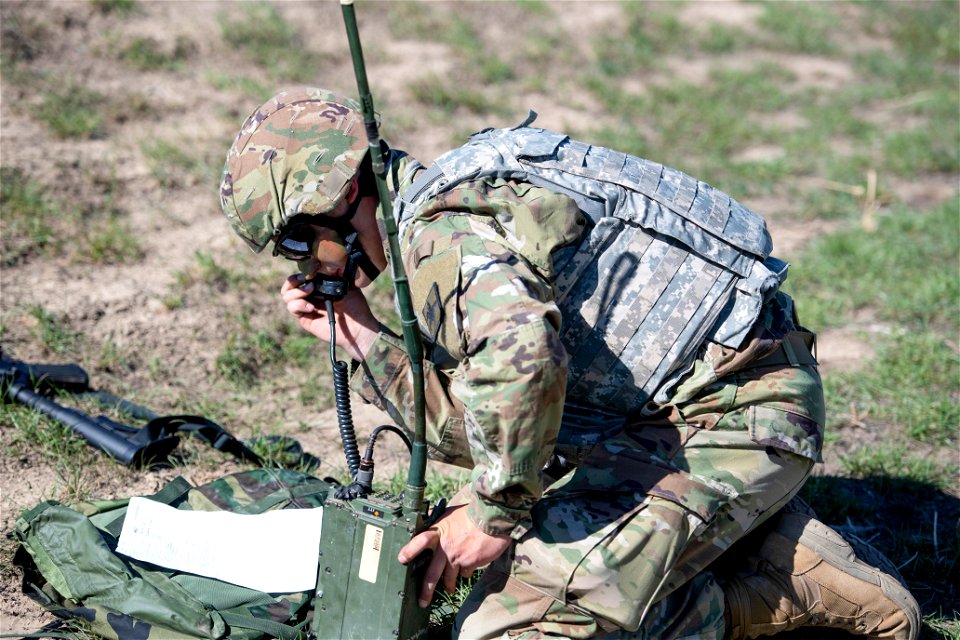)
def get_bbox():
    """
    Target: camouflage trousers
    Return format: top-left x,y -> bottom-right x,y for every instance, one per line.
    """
453,363 -> 822,639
